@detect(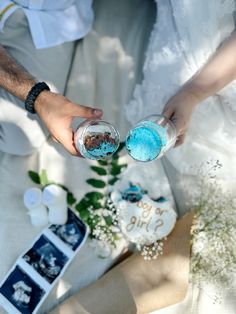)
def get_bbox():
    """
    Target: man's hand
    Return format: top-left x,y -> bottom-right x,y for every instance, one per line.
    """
0,45 -> 103,156
35,91 -> 103,155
